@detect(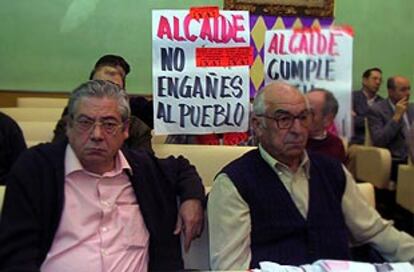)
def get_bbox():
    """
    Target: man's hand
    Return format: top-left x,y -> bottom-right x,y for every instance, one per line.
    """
393,96 -> 409,122
173,199 -> 204,253
352,110 -> 356,117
